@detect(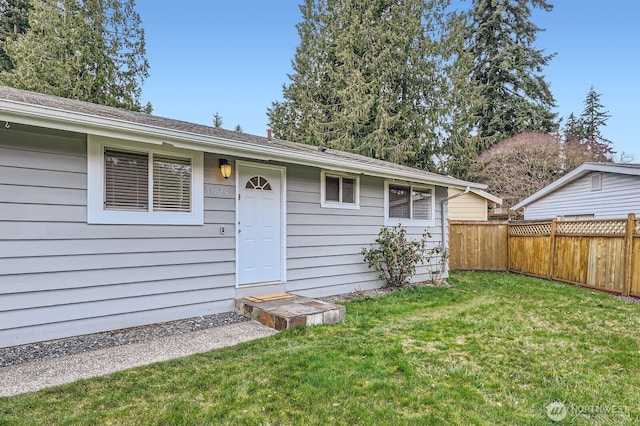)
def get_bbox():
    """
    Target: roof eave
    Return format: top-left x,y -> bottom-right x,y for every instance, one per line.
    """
470,188 -> 503,205
0,97 -> 485,190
